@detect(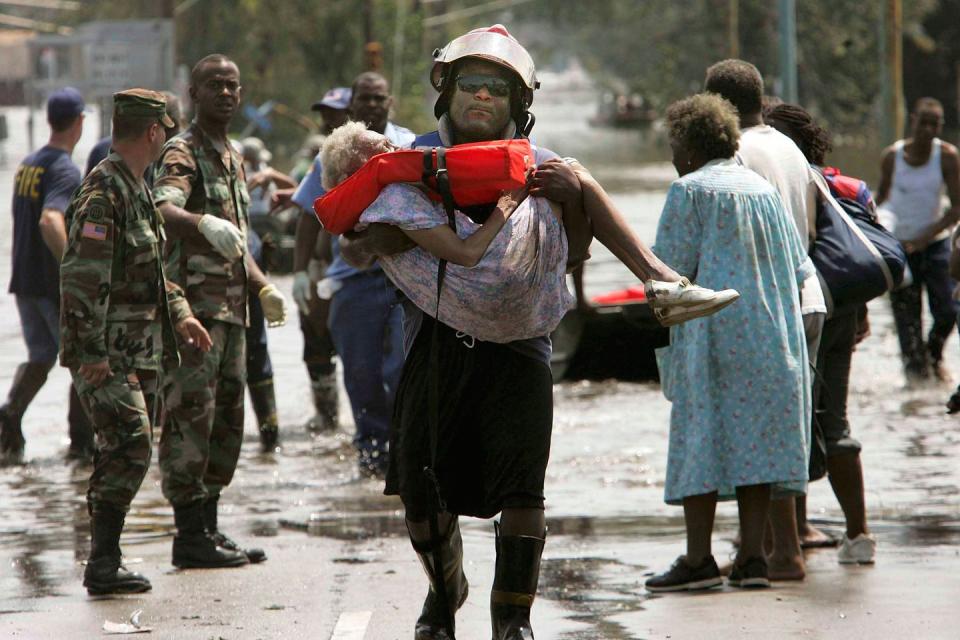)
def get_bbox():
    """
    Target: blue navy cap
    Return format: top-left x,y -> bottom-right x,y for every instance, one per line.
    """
311,87 -> 352,111
46,86 -> 85,123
